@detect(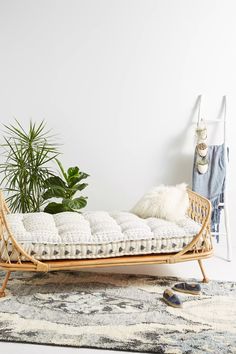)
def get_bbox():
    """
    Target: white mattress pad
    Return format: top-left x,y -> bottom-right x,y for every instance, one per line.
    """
2,211 -> 201,260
